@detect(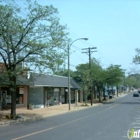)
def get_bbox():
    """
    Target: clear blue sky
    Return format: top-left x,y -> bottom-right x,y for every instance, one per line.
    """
38,1 -> 140,74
